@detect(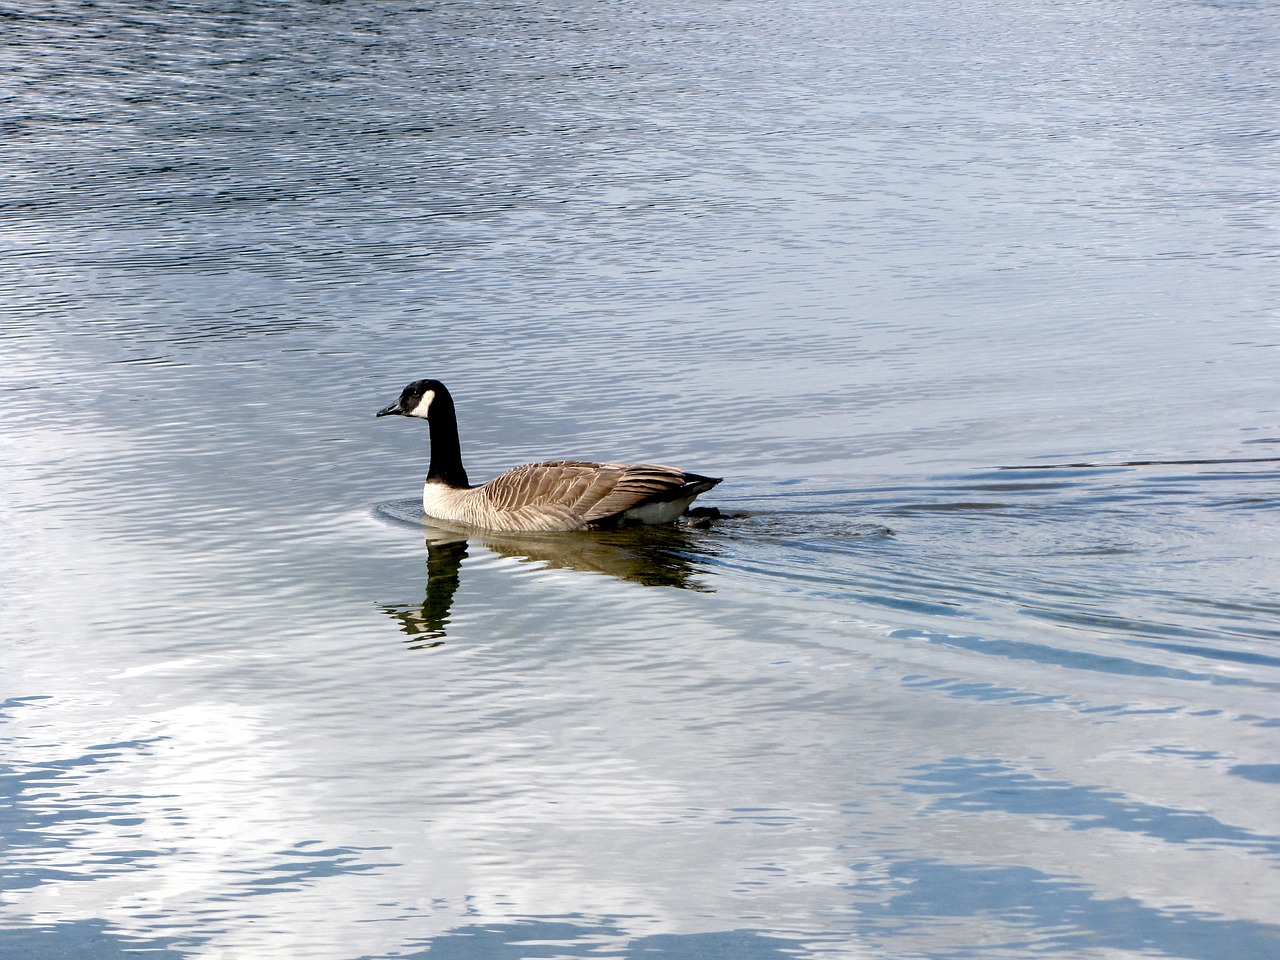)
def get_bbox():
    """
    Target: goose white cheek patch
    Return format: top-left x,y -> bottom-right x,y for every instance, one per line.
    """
410,390 -> 435,417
